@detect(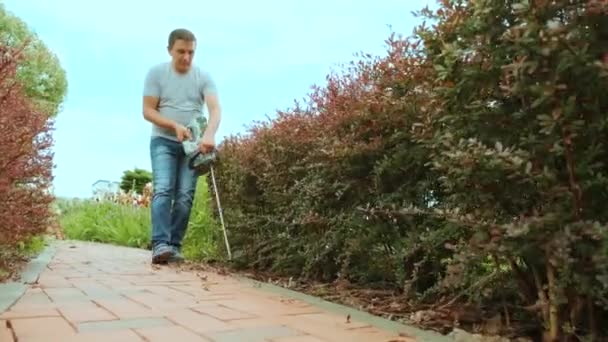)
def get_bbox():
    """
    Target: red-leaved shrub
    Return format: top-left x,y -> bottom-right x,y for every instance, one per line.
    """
0,43 -> 55,246
212,1 -> 608,339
